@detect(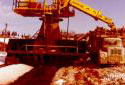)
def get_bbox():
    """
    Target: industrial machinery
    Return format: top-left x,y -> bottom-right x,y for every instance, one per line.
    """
87,28 -> 125,64
99,38 -> 125,64
5,0 -> 124,66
